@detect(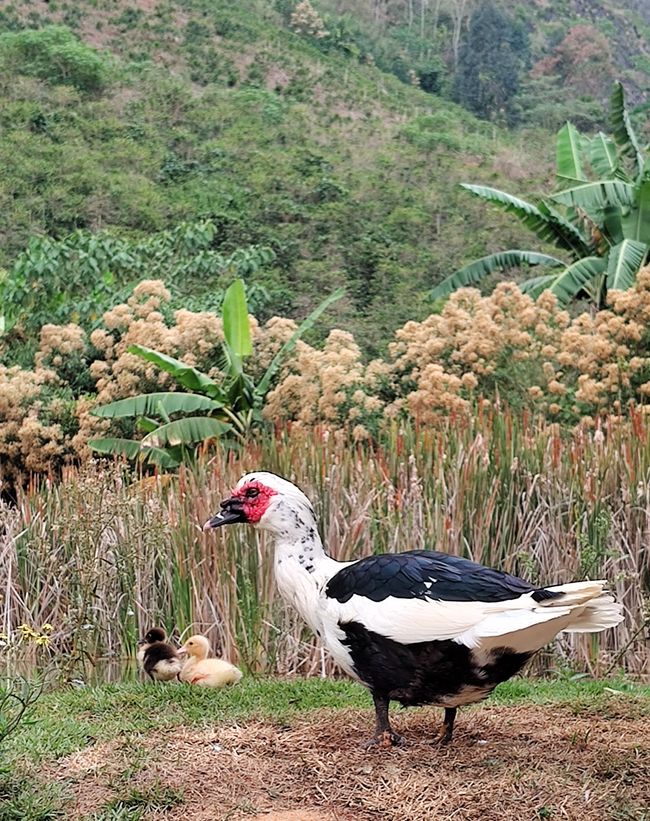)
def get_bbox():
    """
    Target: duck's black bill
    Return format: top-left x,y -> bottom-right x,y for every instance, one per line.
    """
203,499 -> 246,530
